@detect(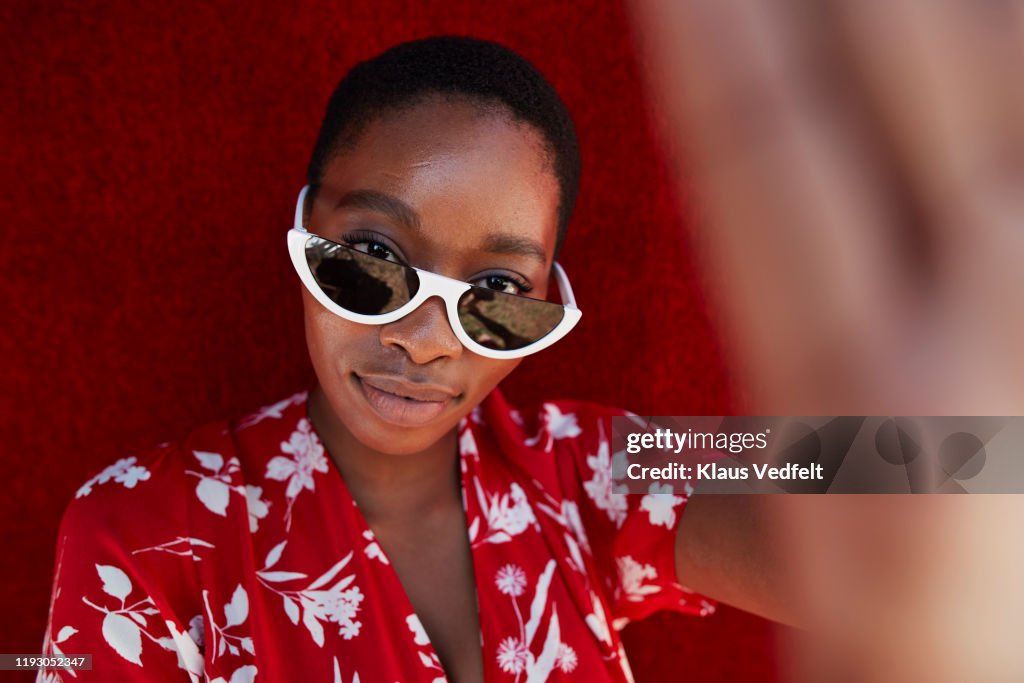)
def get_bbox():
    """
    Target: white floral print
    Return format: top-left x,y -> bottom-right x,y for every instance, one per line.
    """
244,485 -> 270,532
406,614 -> 445,681
202,585 -> 255,660
187,614 -> 204,649
164,619 -> 204,679
497,636 -> 530,674
237,391 -> 308,429
39,548 -> 82,681
585,590 -> 613,647
555,643 -> 578,673
333,656 -> 362,683
470,481 -> 538,547
185,451 -> 241,517
460,428 -> 479,459
639,483 -> 686,529
406,614 -> 430,647
492,560 -> 565,681
532,495 -> 593,575
132,537 -> 214,562
39,617 -> 80,681
256,541 -> 364,646
80,564 -> 195,675
361,529 -> 388,565
615,556 -> 660,602
496,564 -> 527,597
75,457 -> 150,498
582,432 -> 629,528
525,404 -> 582,451
559,501 -> 591,556
304,583 -> 364,641
53,625 -> 78,649
265,418 -> 328,529
209,665 -> 257,683
183,452 -> 269,528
